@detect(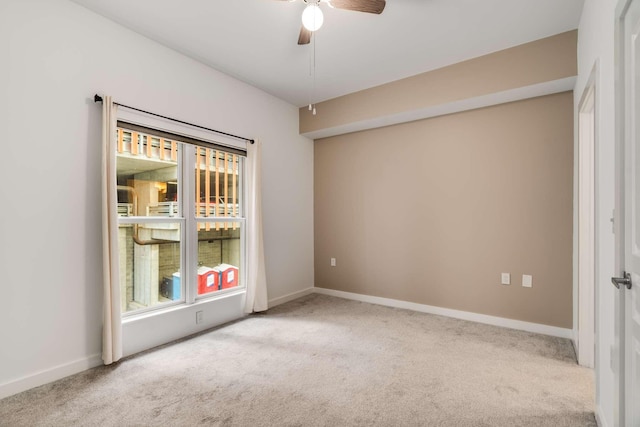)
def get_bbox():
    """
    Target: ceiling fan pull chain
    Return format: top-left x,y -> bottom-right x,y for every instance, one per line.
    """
312,30 -> 317,116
